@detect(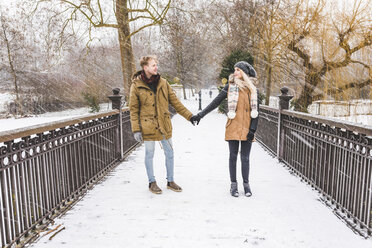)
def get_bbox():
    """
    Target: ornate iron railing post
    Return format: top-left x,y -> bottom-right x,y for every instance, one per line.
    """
277,87 -> 293,161
108,88 -> 123,160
